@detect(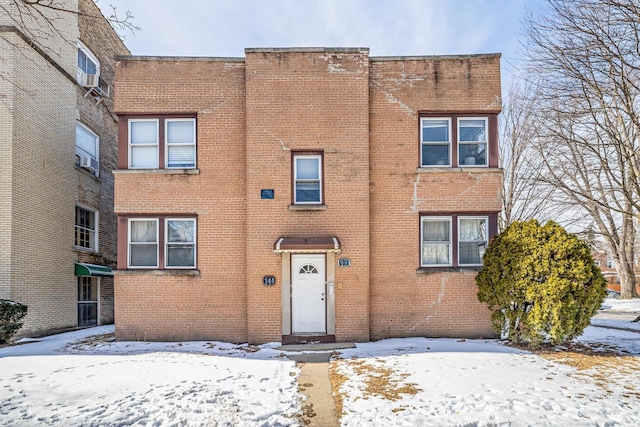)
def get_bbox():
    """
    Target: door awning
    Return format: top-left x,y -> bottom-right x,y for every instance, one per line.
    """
274,237 -> 341,255
74,263 -> 113,277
